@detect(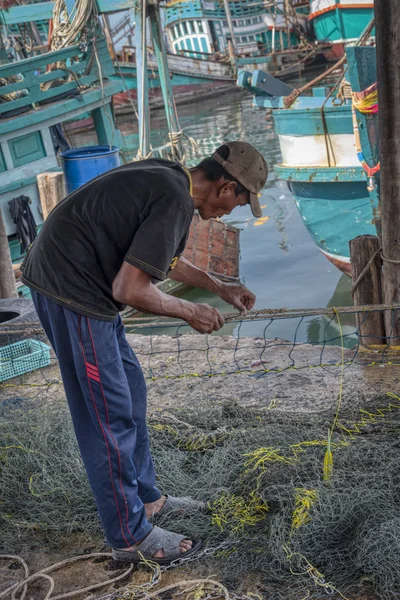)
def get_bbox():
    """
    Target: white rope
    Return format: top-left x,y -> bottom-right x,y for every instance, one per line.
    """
0,553 -> 133,600
51,0 -> 98,50
0,553 -> 235,600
